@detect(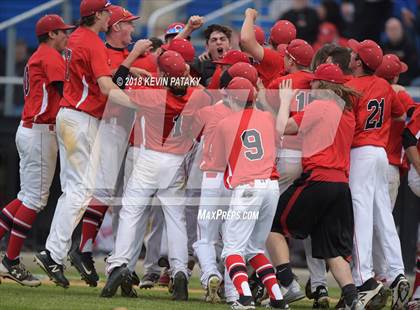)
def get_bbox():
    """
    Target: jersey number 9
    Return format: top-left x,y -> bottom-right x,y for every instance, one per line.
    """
241,129 -> 264,161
